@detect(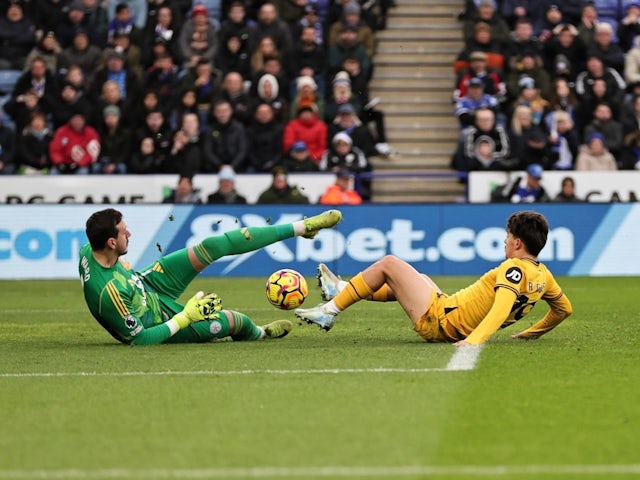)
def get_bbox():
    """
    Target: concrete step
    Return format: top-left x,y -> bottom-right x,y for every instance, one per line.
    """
376,29 -> 463,41
376,44 -> 461,55
375,66 -> 454,77
388,5 -> 461,17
